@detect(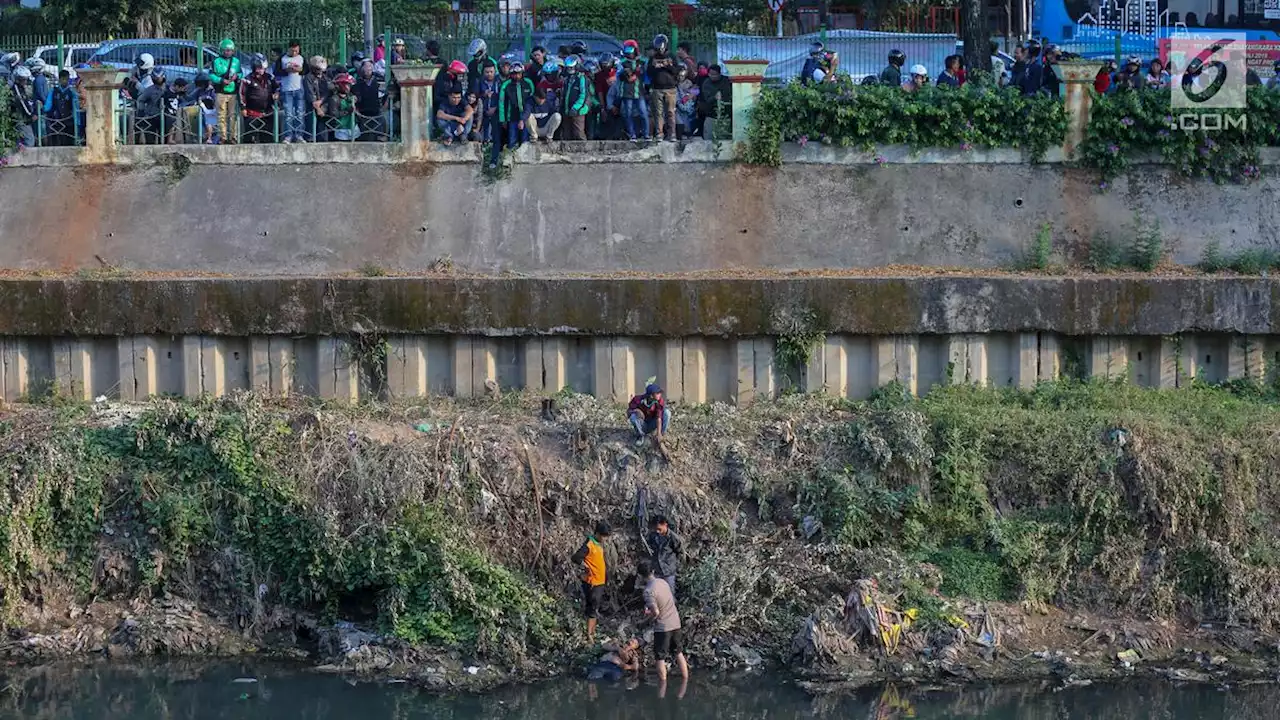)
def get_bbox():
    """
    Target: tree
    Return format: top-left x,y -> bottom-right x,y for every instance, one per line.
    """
962,0 -> 990,73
